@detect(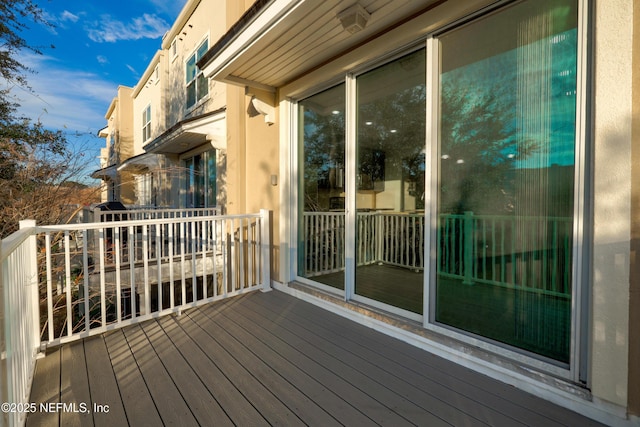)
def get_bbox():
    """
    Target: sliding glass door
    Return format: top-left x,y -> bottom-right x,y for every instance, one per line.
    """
355,49 -> 426,314
295,0 -> 581,366
434,0 -> 578,363
298,84 -> 346,290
